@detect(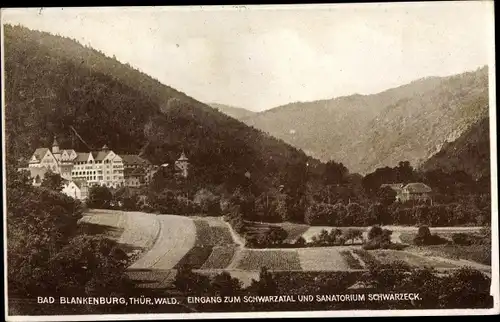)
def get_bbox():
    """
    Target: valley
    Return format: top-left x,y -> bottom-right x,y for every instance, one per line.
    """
80,209 -> 491,289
